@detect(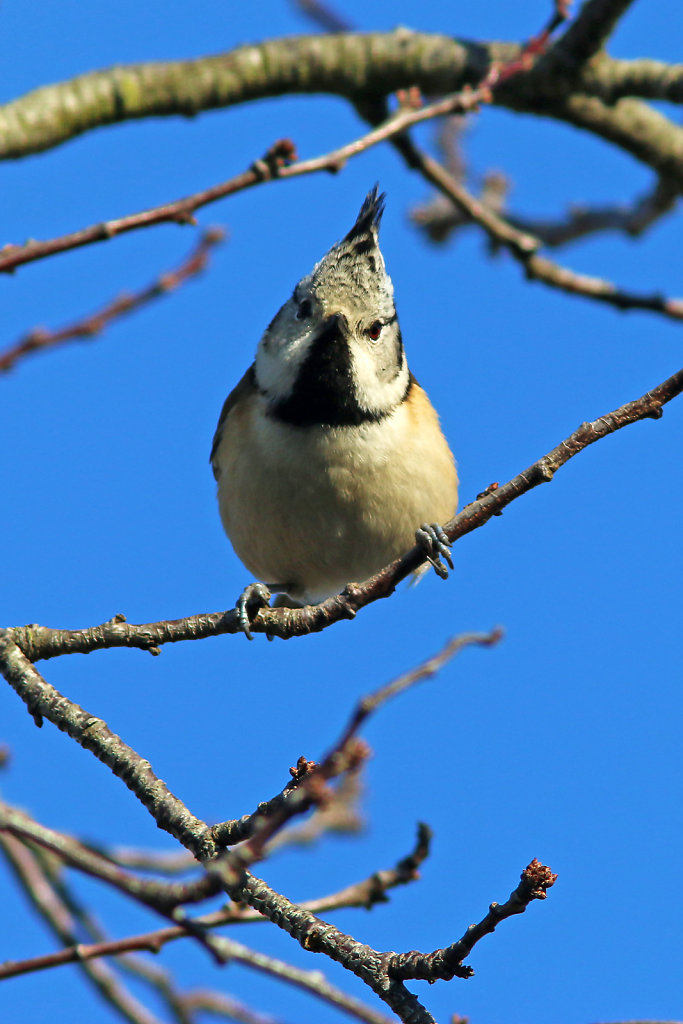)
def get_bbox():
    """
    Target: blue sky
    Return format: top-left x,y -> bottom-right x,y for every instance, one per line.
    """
1,3 -> 681,1024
